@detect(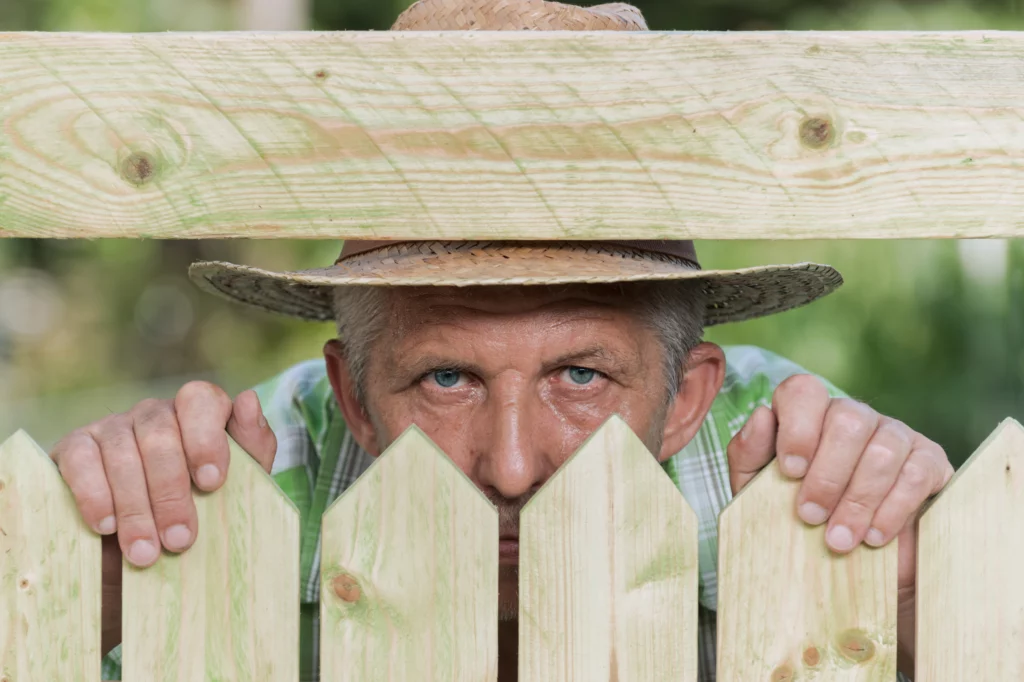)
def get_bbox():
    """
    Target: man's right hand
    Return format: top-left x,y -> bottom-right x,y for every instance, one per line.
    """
49,382 -> 277,654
